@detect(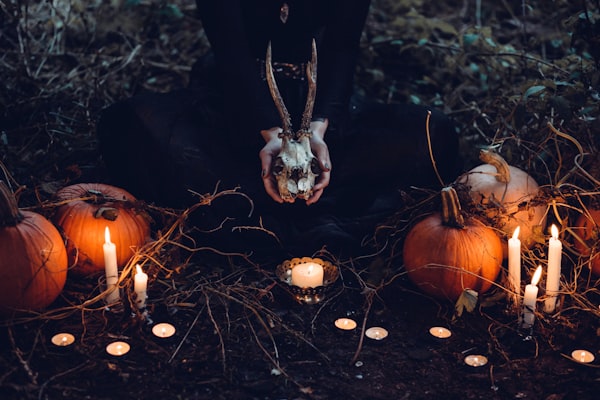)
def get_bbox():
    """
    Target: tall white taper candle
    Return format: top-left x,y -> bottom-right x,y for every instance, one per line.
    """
134,264 -> 148,309
544,224 -> 562,313
103,226 -> 120,304
521,266 -> 542,329
507,226 -> 521,308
